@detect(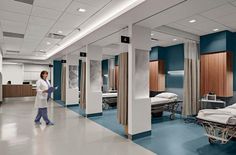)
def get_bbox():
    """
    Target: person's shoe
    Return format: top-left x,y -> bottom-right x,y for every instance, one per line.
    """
46,122 -> 54,126
34,121 -> 41,125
